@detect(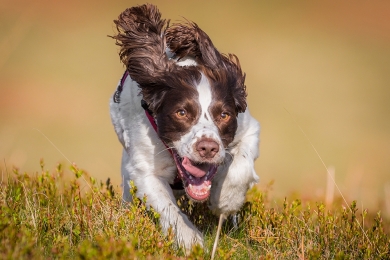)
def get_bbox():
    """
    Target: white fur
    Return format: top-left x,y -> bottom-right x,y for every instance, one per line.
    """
110,71 -> 260,251
173,74 -> 225,164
